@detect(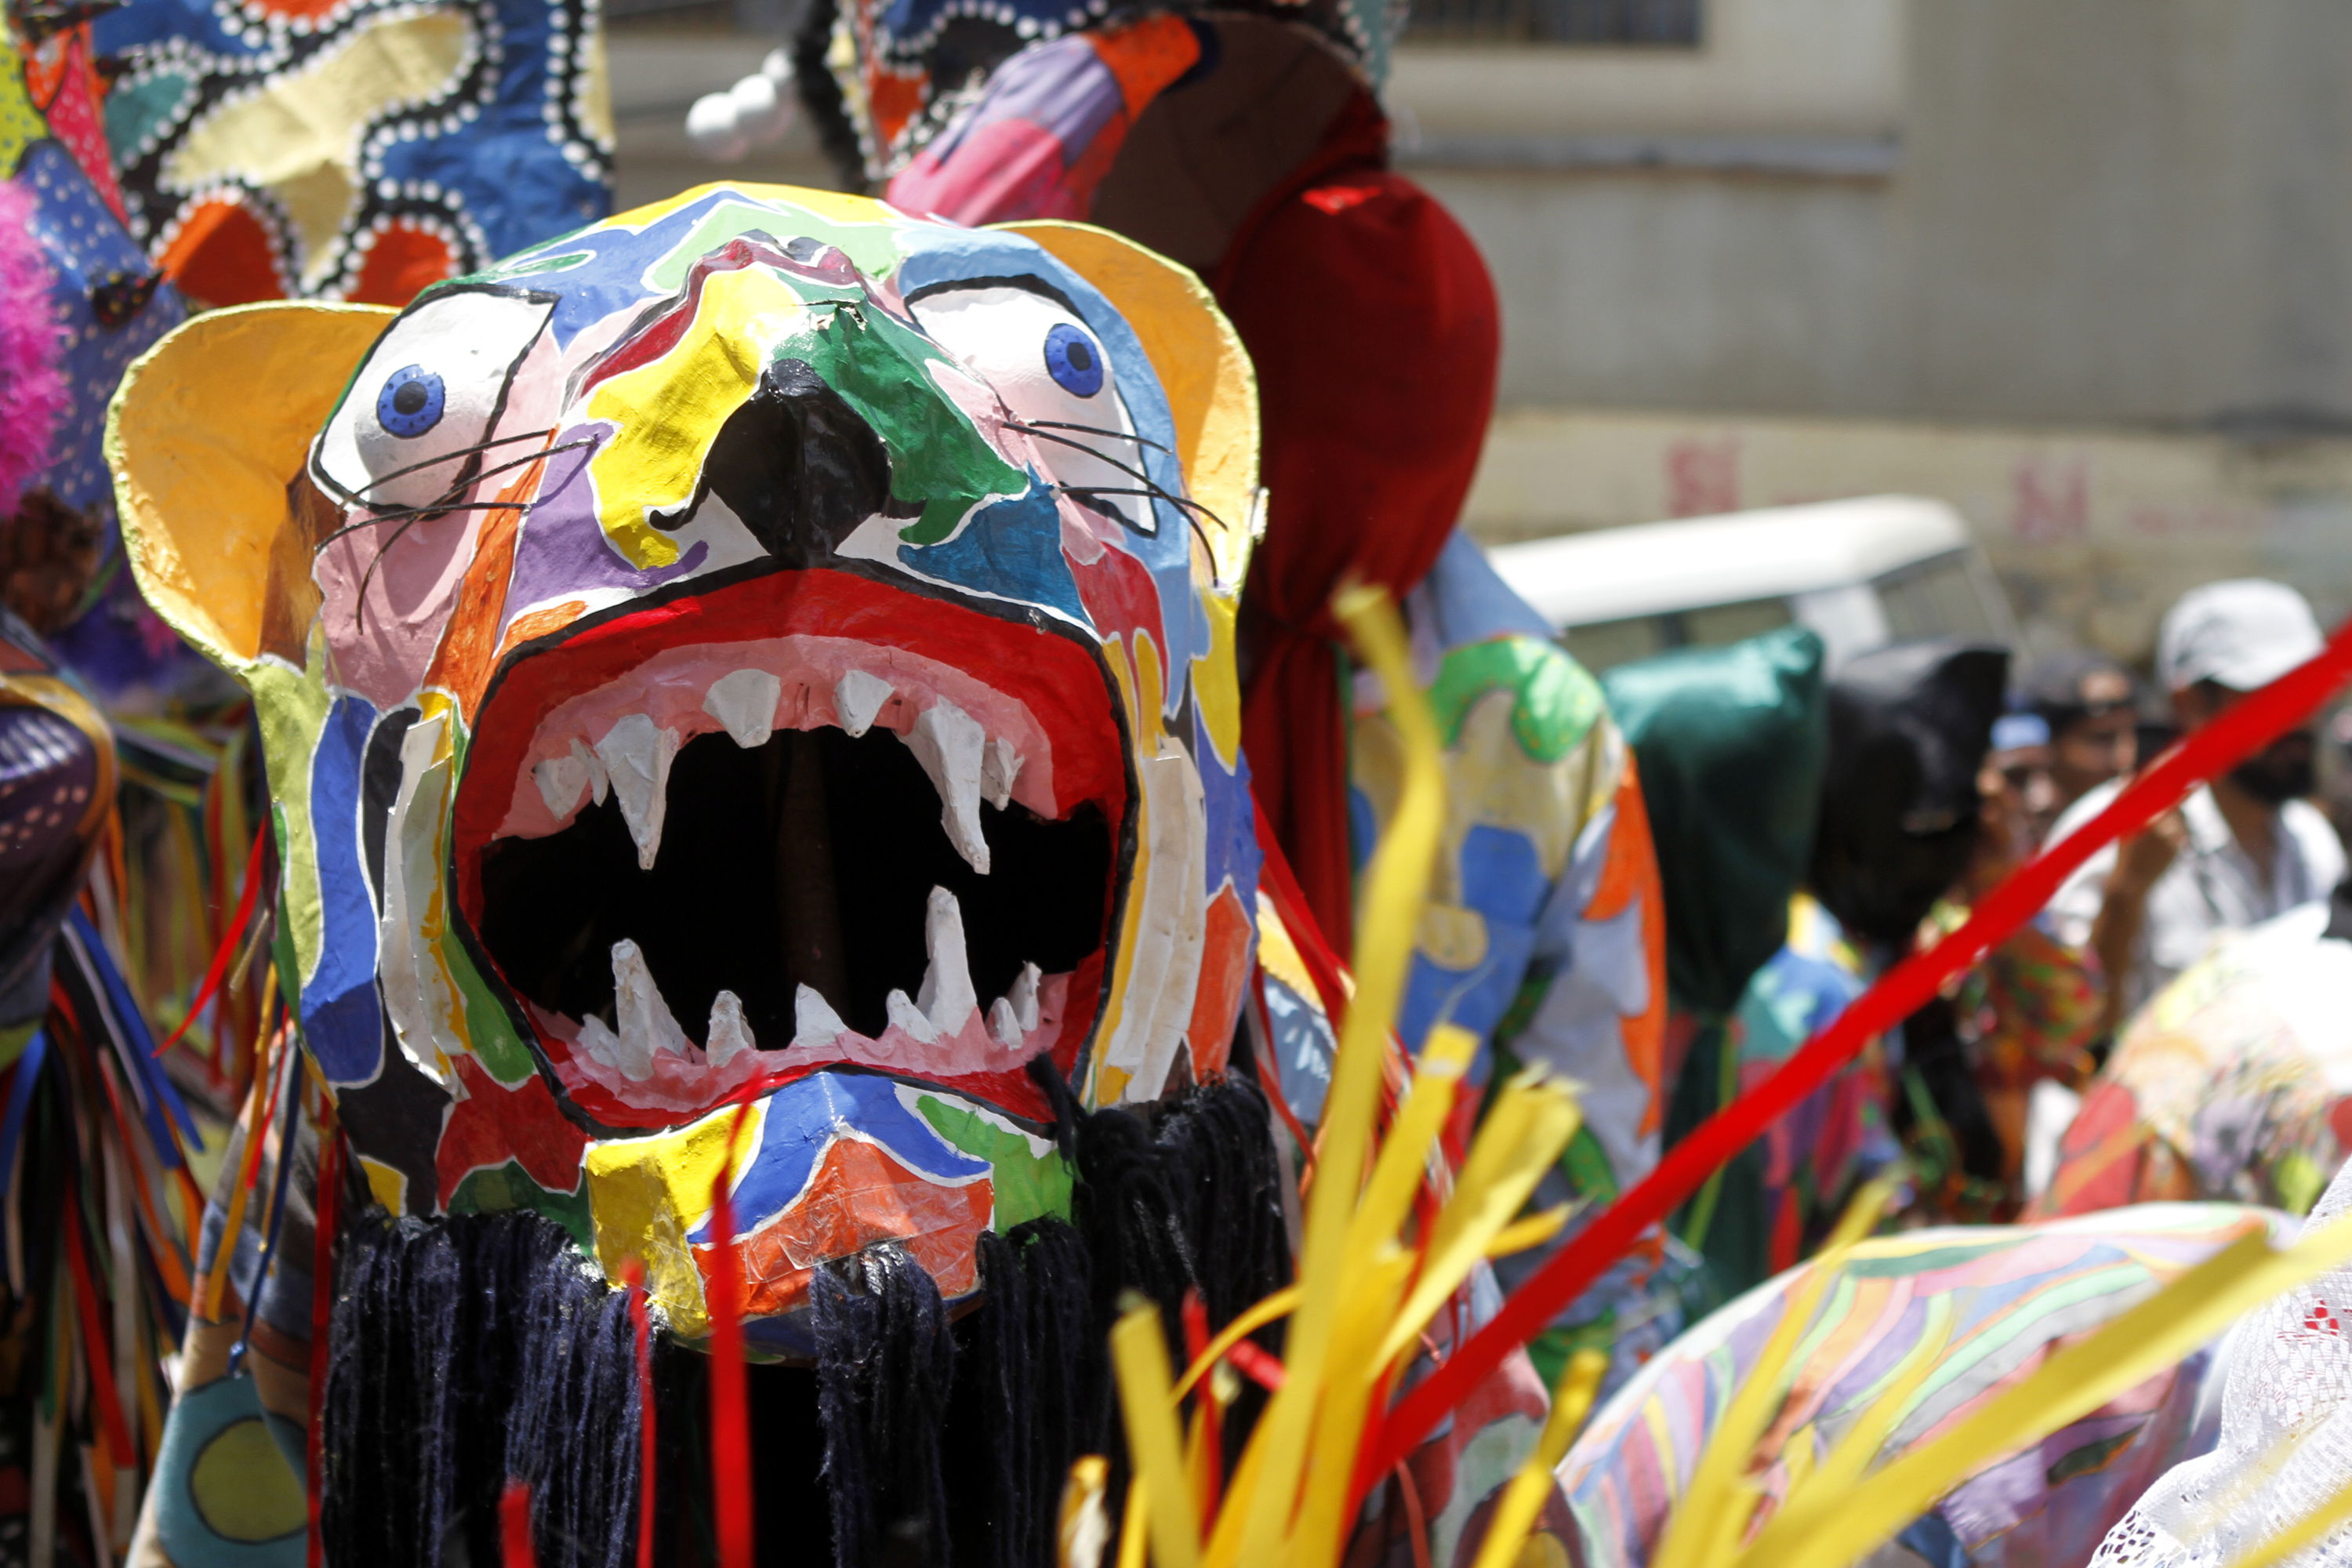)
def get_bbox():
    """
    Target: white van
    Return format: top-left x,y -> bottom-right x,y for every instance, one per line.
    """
1485,495 -> 2020,674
